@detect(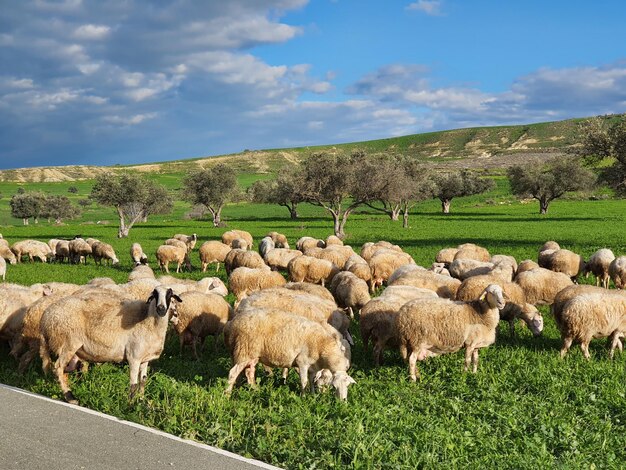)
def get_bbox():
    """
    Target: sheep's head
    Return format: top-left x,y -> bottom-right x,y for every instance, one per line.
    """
332,371 -> 356,401
480,284 -> 506,310
147,287 -> 182,317
521,304 -> 544,336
